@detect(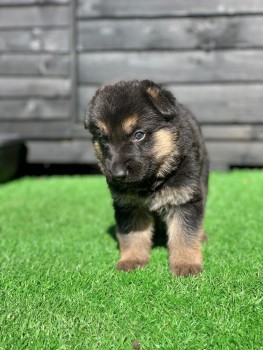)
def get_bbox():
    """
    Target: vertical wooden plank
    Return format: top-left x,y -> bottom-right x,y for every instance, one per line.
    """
70,0 -> 78,126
